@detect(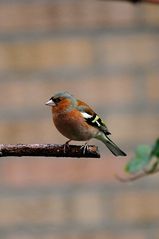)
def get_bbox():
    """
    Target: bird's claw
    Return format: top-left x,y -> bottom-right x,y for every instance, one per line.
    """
63,140 -> 71,153
80,142 -> 88,154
